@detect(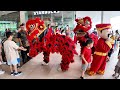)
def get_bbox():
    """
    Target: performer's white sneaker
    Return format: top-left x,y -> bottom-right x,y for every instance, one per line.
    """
41,62 -> 49,66
0,70 -> 5,75
57,67 -> 62,71
57,64 -> 61,71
